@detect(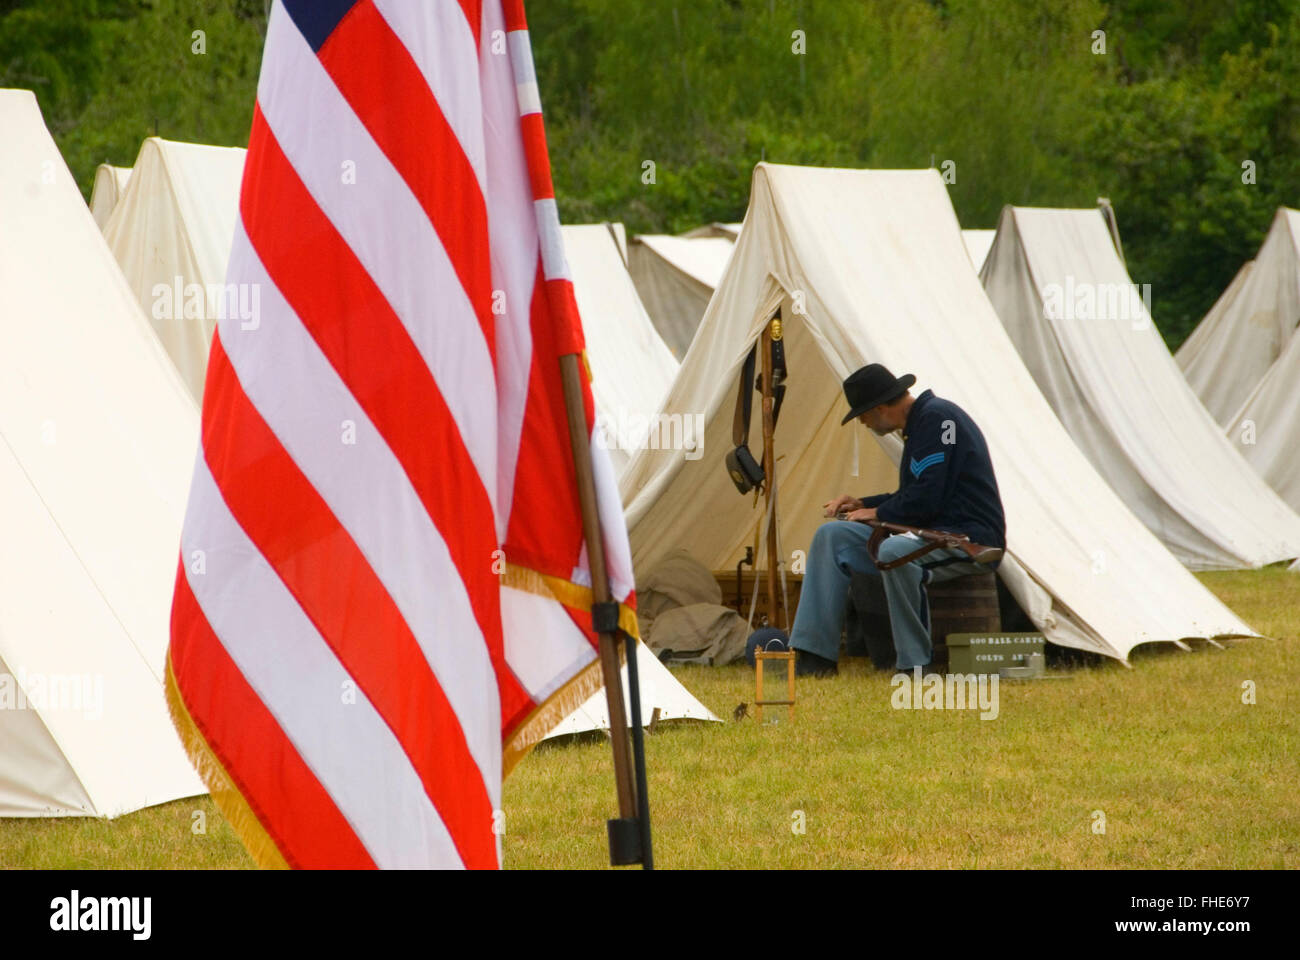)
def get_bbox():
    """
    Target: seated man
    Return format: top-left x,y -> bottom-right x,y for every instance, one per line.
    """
790,363 -> 1005,677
